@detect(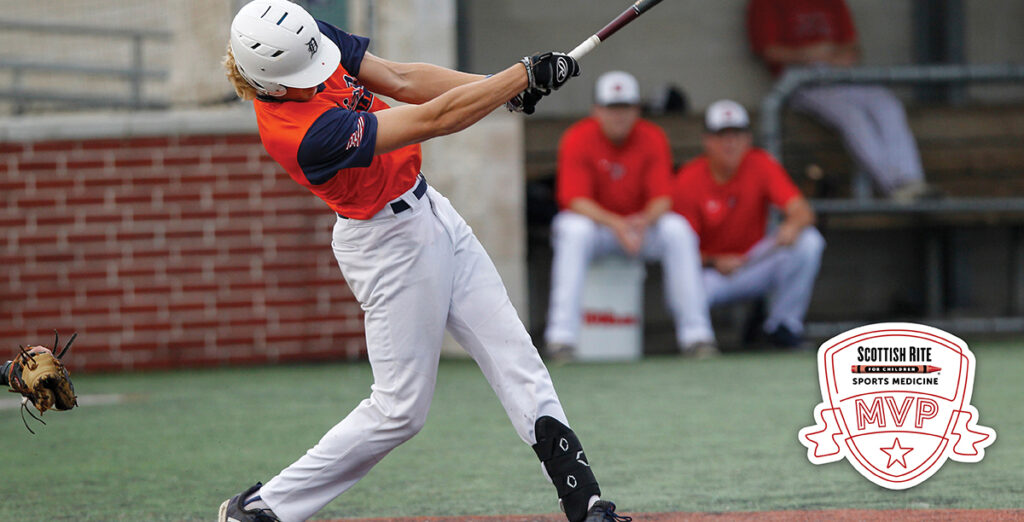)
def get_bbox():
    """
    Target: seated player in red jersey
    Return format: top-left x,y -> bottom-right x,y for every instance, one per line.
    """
673,100 -> 825,350
218,2 -> 629,522
747,0 -> 939,201
545,71 -> 716,360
